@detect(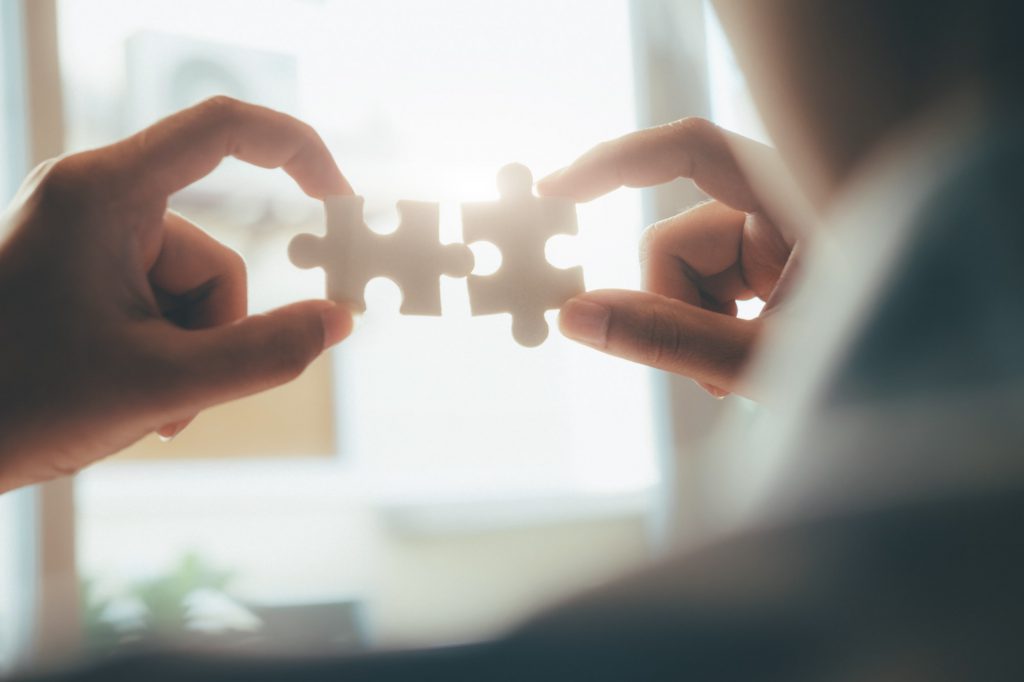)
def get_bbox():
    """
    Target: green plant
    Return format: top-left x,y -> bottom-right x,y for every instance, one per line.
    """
81,551 -> 236,655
